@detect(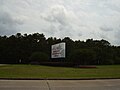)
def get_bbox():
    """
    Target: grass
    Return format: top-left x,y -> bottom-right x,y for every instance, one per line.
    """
0,64 -> 120,79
